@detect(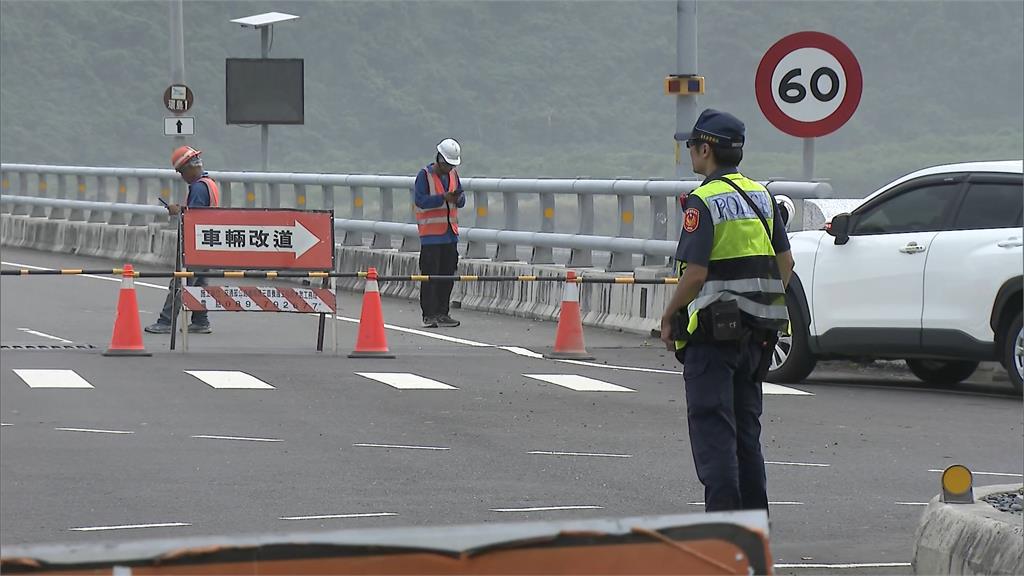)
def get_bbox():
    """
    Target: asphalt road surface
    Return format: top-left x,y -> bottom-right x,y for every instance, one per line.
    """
2,246 -> 1021,574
